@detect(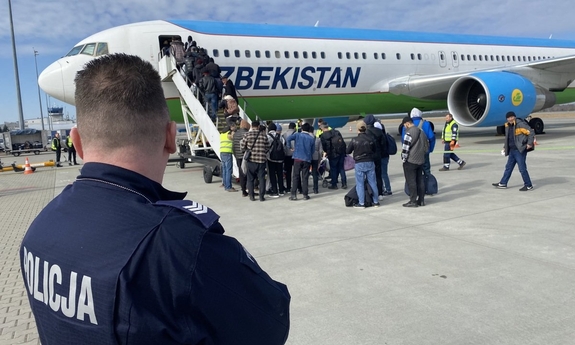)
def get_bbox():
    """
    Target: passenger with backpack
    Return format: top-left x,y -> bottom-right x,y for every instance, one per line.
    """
266,123 -> 286,198
169,36 -> 186,70
364,115 -> 386,199
401,116 -> 429,207
375,121 -> 394,196
320,124 -> 348,189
